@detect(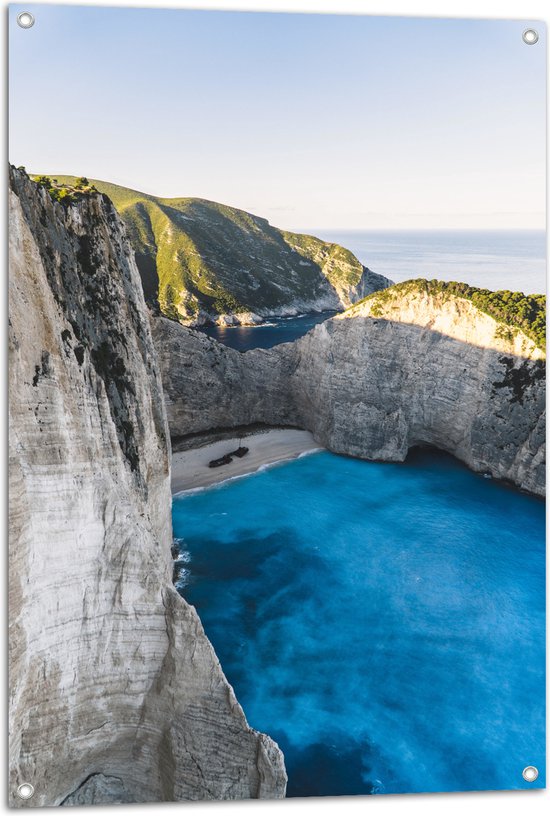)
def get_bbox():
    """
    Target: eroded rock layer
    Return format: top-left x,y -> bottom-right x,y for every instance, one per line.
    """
8,167 -> 286,807
153,286 -> 545,497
